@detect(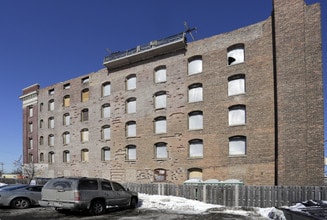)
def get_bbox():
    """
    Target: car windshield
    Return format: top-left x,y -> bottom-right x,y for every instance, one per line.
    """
0,184 -> 28,191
